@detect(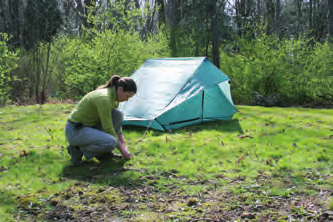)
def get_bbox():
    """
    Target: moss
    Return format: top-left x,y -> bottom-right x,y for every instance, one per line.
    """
62,192 -> 72,200
16,195 -> 41,208
97,187 -> 106,193
90,193 -> 118,204
49,198 -> 60,206
187,198 -> 198,207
